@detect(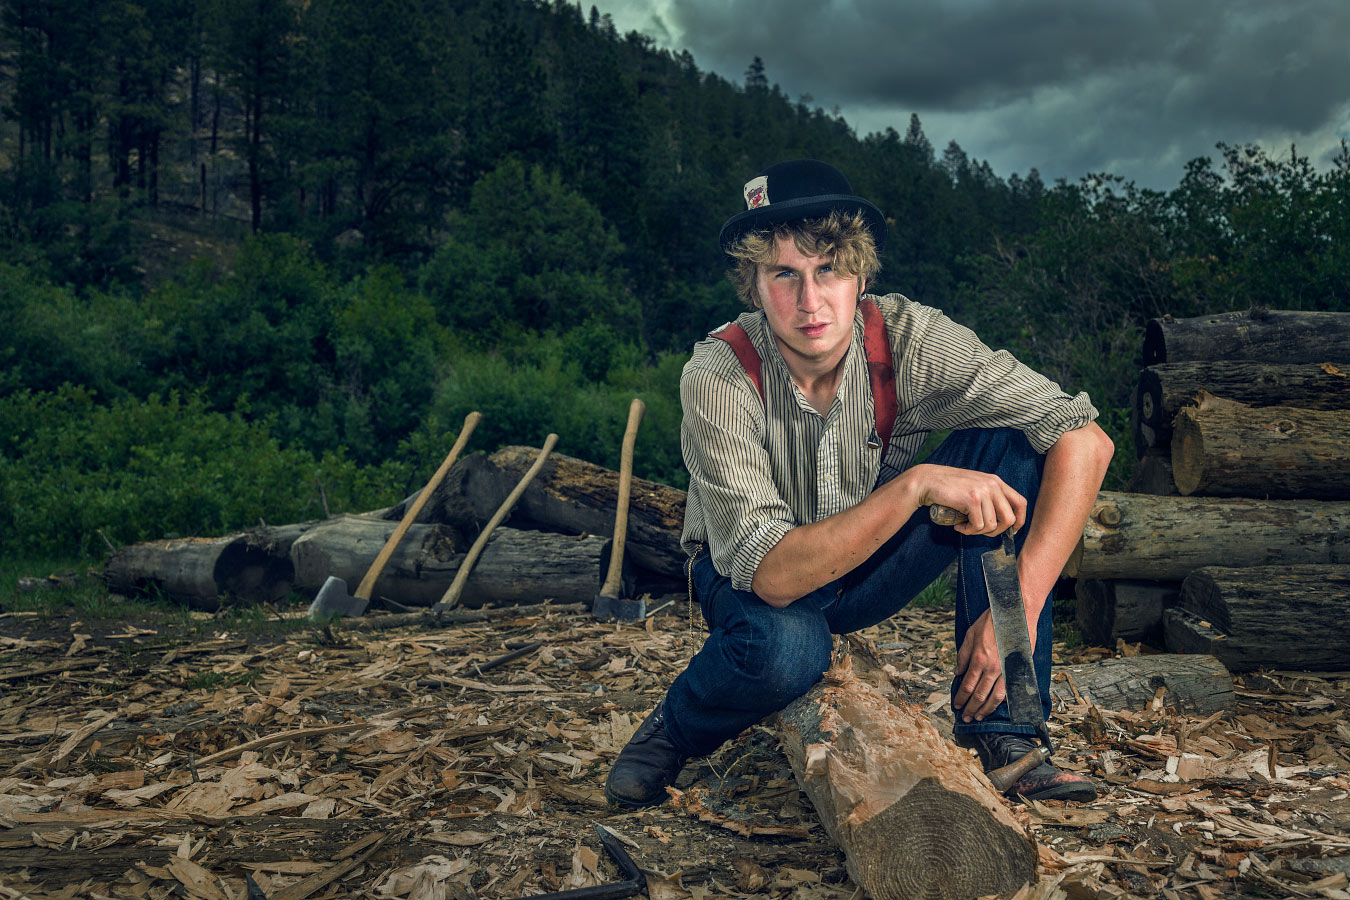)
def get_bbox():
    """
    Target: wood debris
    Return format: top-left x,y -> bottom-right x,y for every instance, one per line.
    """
0,598 -> 1346,900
